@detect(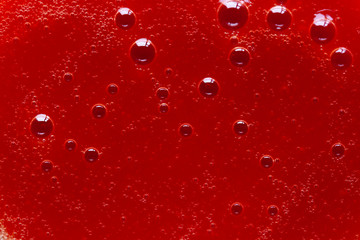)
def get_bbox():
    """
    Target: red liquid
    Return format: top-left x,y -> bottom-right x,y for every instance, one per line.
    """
0,0 -> 360,239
